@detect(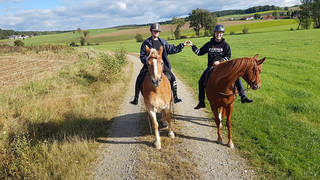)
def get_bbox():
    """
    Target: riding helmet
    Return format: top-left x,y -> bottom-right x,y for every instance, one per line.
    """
150,23 -> 162,32
214,24 -> 225,32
